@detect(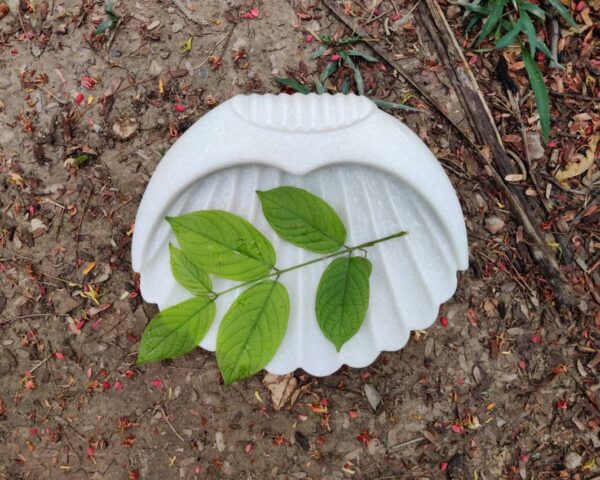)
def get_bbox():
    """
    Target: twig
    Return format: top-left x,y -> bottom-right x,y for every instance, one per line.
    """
172,0 -> 207,25
158,405 -> 185,442
549,16 -> 560,67
75,185 -> 93,258
0,313 -> 68,328
550,91 -> 600,102
388,436 -> 425,450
